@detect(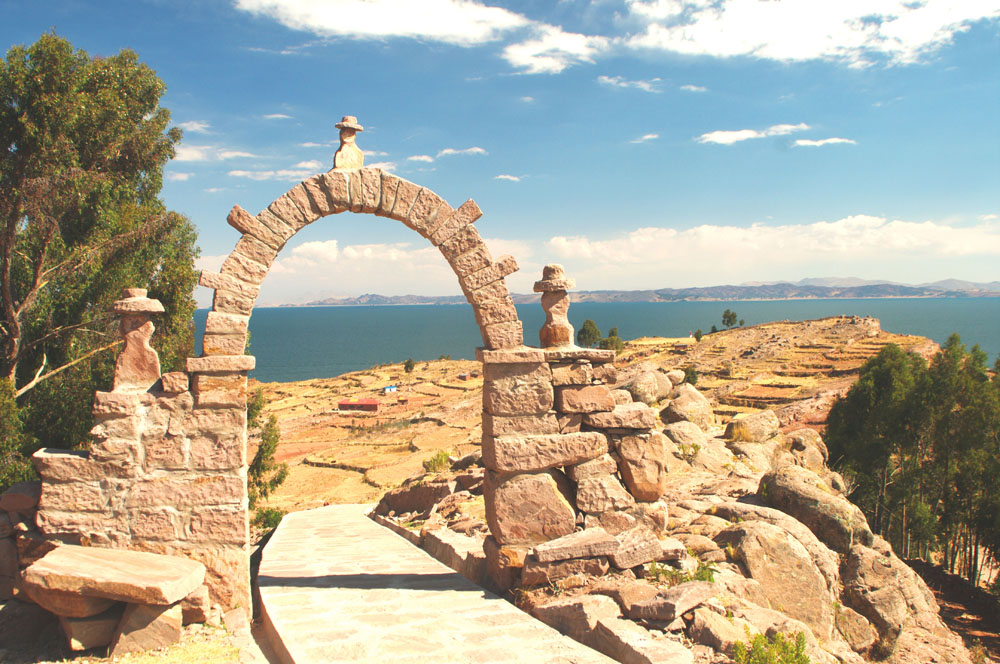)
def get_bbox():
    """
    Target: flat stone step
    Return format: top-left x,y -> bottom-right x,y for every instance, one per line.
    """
259,504 -> 615,663
23,544 -> 205,605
